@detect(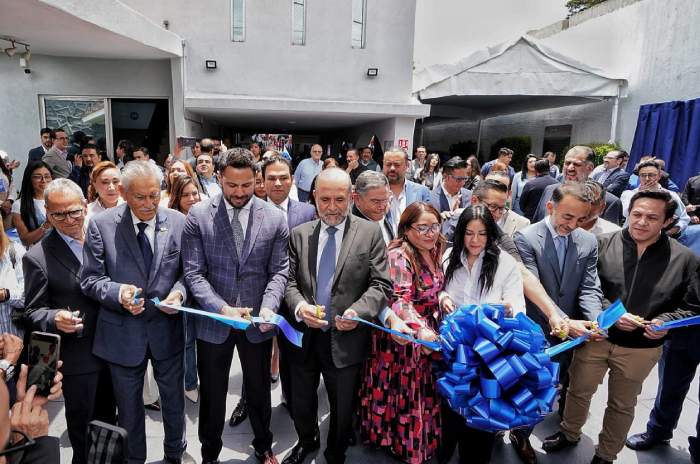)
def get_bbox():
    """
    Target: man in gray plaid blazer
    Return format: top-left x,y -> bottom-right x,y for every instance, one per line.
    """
182,149 -> 289,464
